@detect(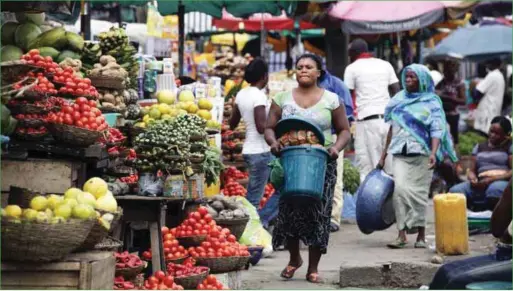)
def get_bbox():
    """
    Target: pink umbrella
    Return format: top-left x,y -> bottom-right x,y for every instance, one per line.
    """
328,1 -> 470,34
213,9 -> 317,31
